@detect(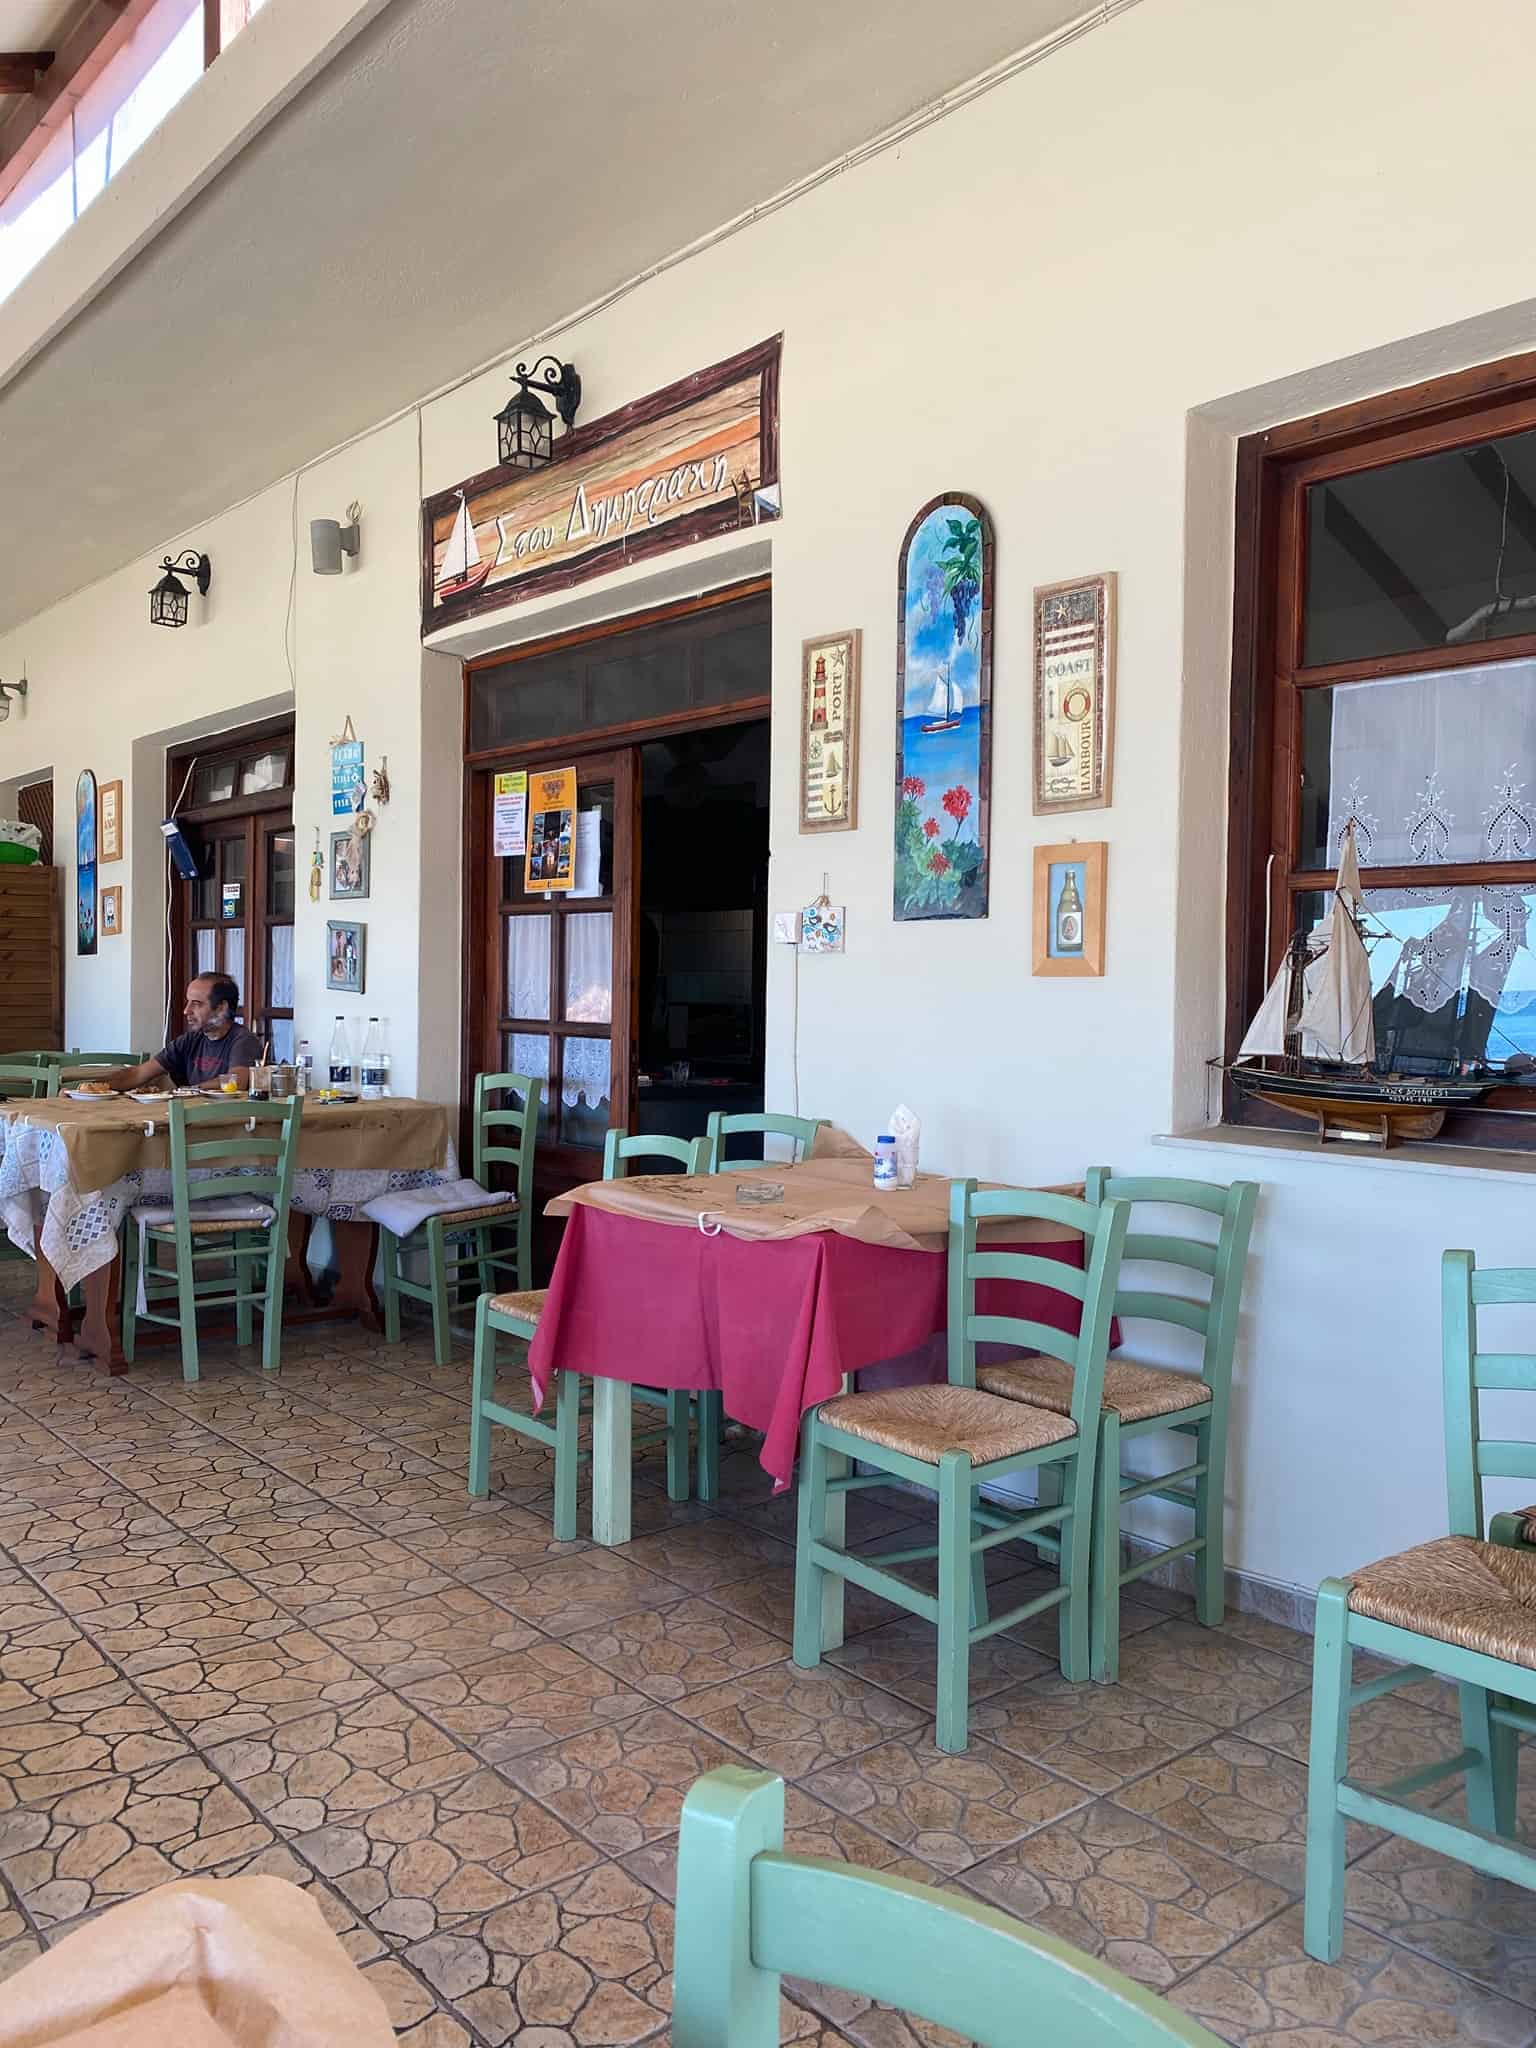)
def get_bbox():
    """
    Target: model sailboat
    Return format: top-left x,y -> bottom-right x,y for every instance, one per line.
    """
1228,825 -> 1500,1145
920,666 -> 962,735
436,493 -> 494,600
